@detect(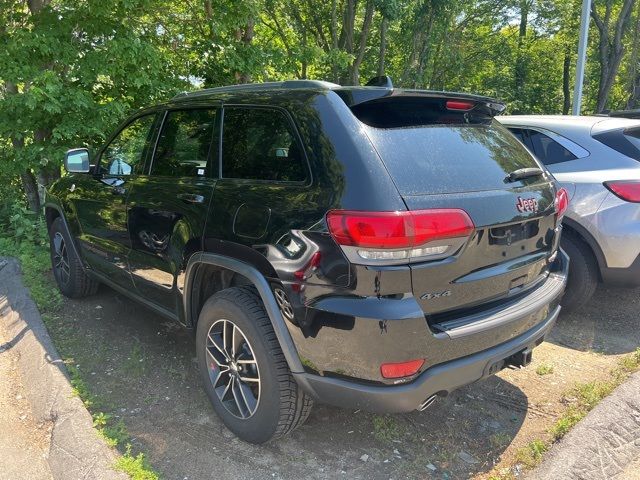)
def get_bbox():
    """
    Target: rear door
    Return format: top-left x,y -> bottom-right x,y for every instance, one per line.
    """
126,107 -> 219,318
353,97 -> 561,321
204,105 -> 316,265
